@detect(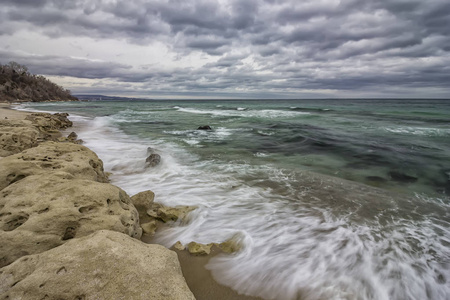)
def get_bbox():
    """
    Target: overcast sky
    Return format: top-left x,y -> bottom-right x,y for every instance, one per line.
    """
1,0 -> 449,99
